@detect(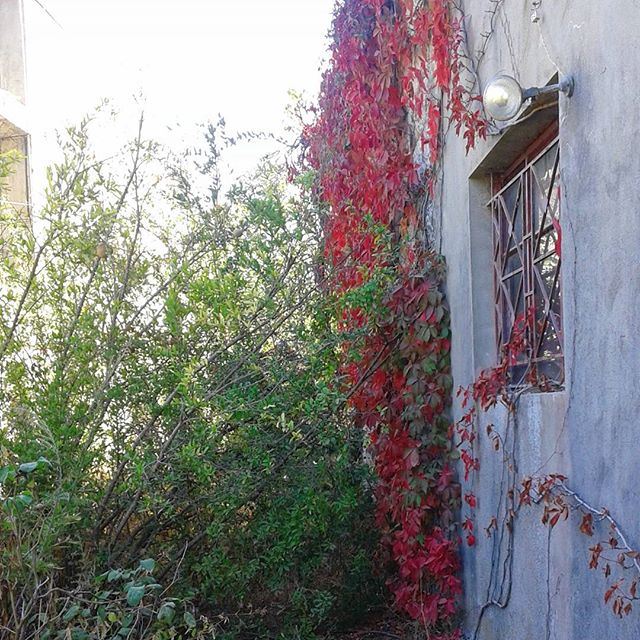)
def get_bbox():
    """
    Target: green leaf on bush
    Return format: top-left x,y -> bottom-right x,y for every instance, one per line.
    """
157,601 -> 175,623
139,558 -> 155,572
0,122 -> 386,638
0,466 -> 14,483
126,585 -> 145,606
7,493 -> 34,511
18,458 -> 49,474
63,604 -> 81,622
